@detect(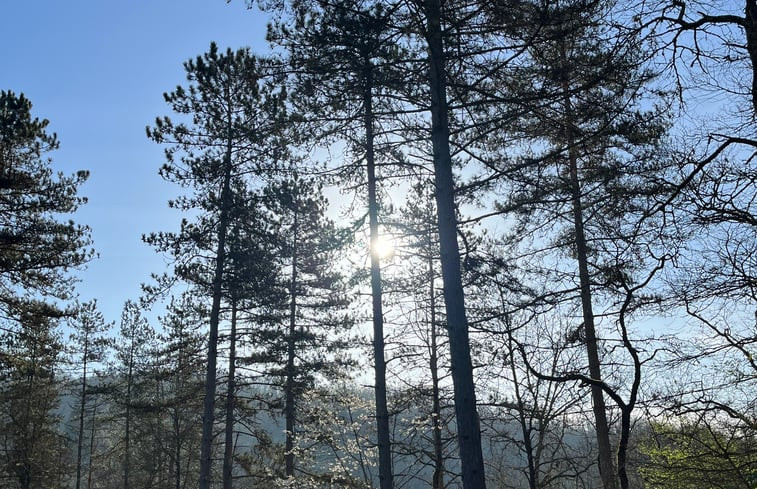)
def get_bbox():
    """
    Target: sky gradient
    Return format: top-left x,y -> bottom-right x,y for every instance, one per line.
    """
3,1 -> 271,324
